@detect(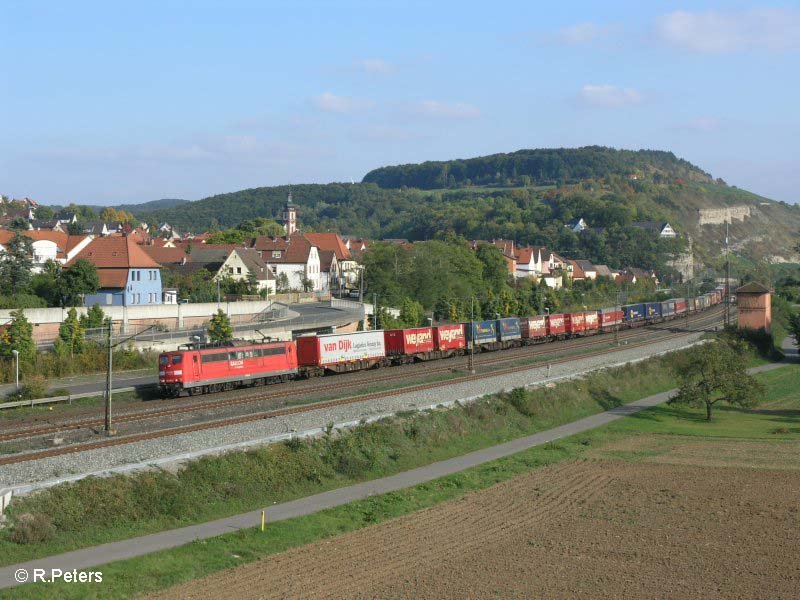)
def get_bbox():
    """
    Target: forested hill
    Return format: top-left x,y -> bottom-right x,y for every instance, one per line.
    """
362,146 -> 713,189
128,146 -> 800,271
